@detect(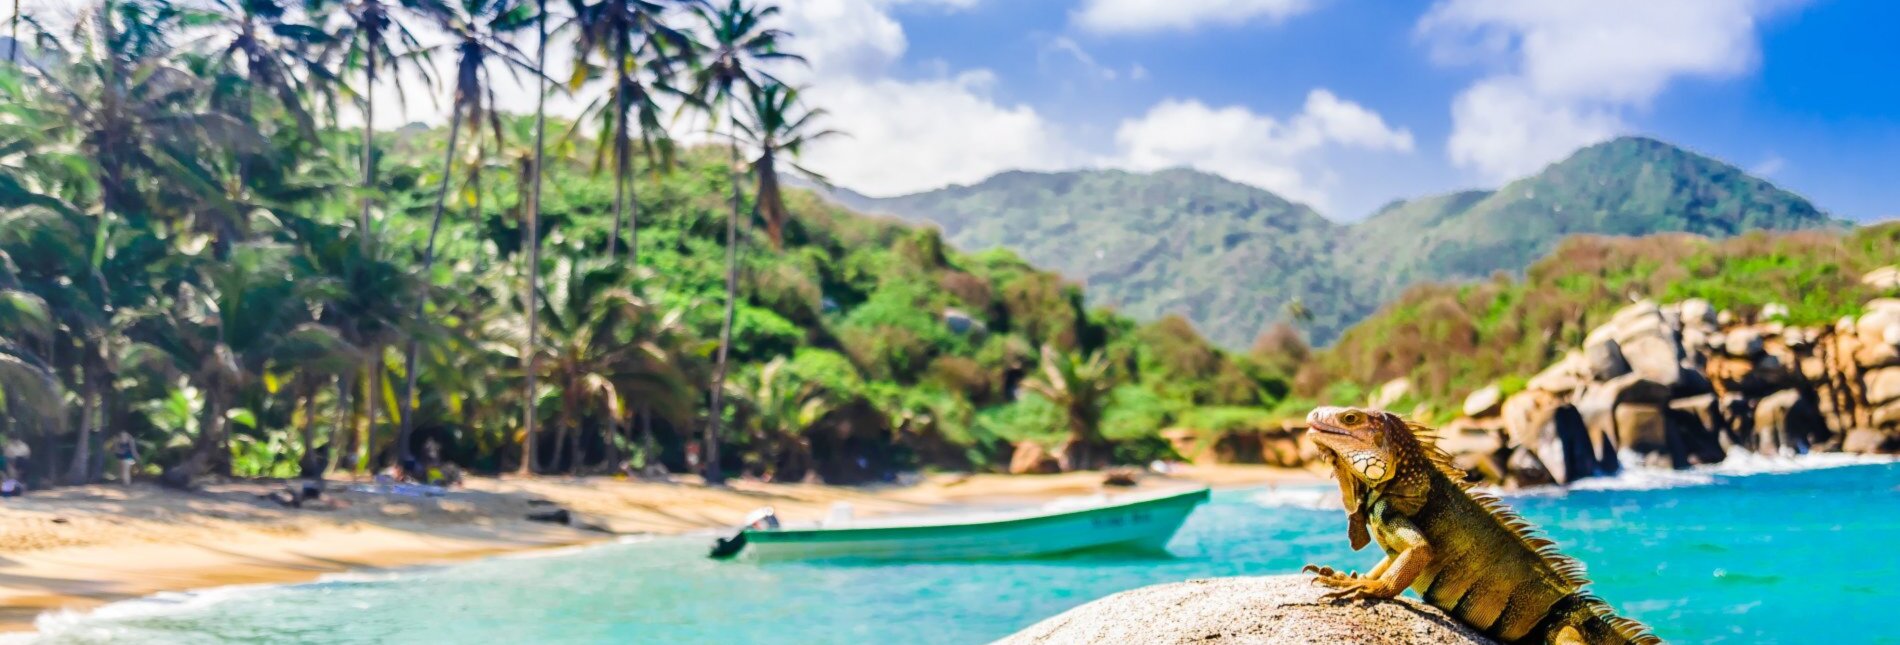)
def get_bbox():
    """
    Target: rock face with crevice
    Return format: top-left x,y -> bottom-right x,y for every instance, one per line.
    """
995,575 -> 1495,645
